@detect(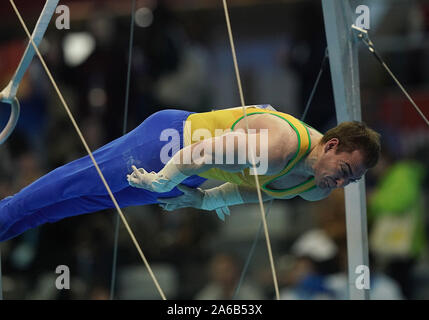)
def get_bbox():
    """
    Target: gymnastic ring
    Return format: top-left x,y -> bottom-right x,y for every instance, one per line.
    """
0,97 -> 20,145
